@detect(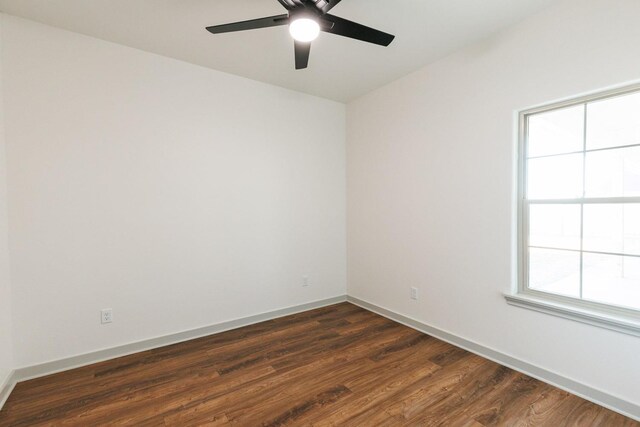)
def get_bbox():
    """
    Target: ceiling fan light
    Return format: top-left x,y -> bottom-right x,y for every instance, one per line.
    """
289,18 -> 320,42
